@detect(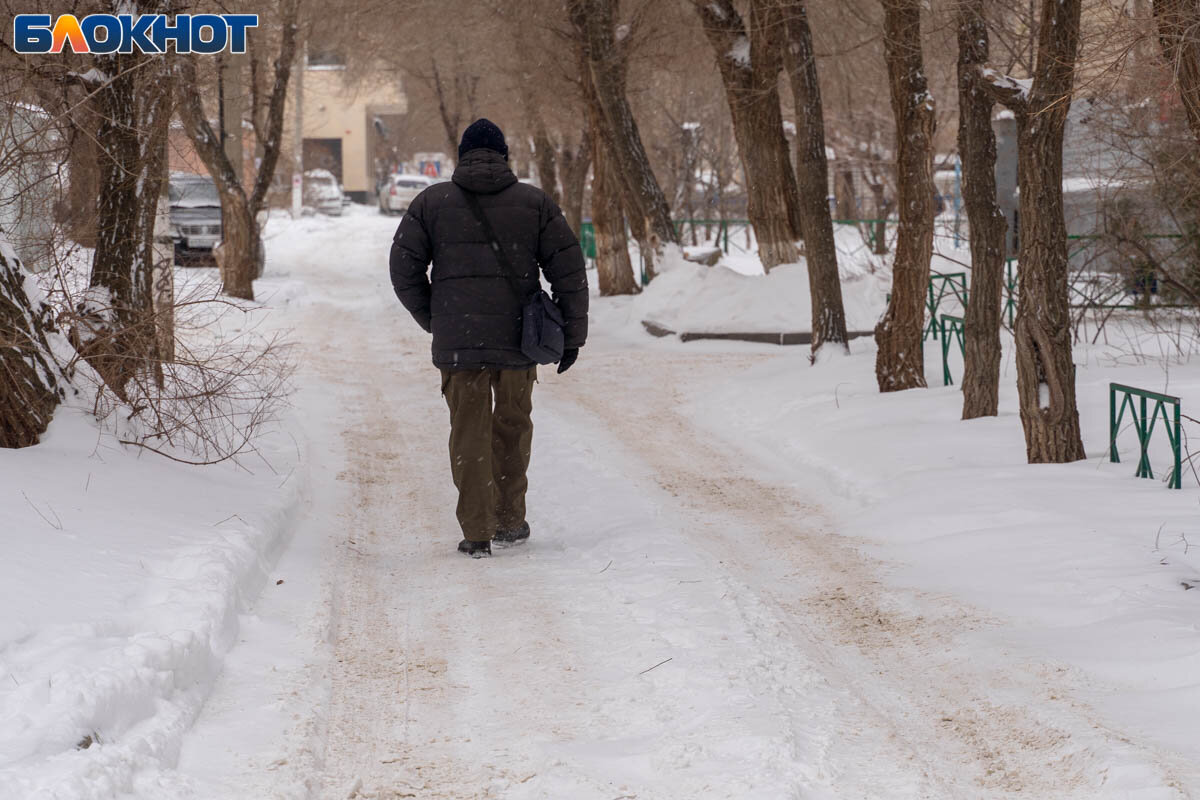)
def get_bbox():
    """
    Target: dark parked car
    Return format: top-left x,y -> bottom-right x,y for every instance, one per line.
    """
169,174 -> 221,265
